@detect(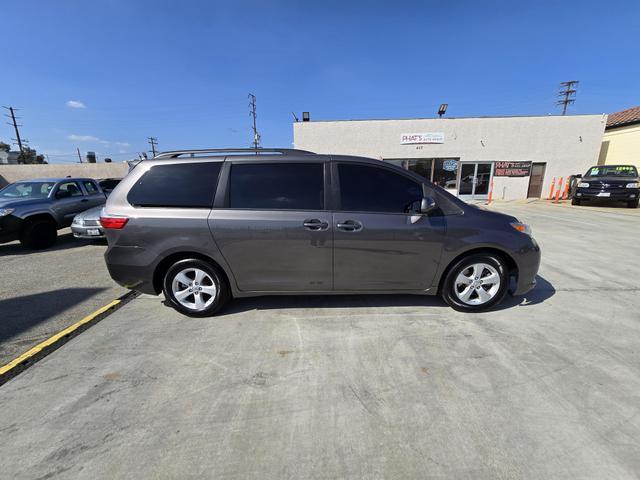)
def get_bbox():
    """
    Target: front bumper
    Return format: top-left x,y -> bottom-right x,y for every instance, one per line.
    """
0,214 -> 22,244
71,224 -> 105,239
512,237 -> 541,296
575,188 -> 639,201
